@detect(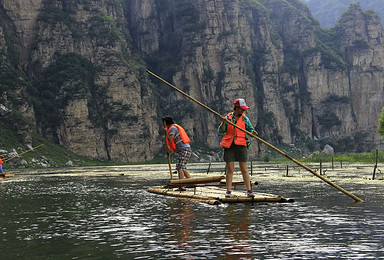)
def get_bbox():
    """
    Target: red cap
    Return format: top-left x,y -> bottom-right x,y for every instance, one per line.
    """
234,98 -> 249,110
